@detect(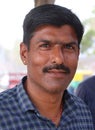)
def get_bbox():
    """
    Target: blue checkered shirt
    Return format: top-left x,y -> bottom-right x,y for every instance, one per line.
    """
0,76 -> 94,130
